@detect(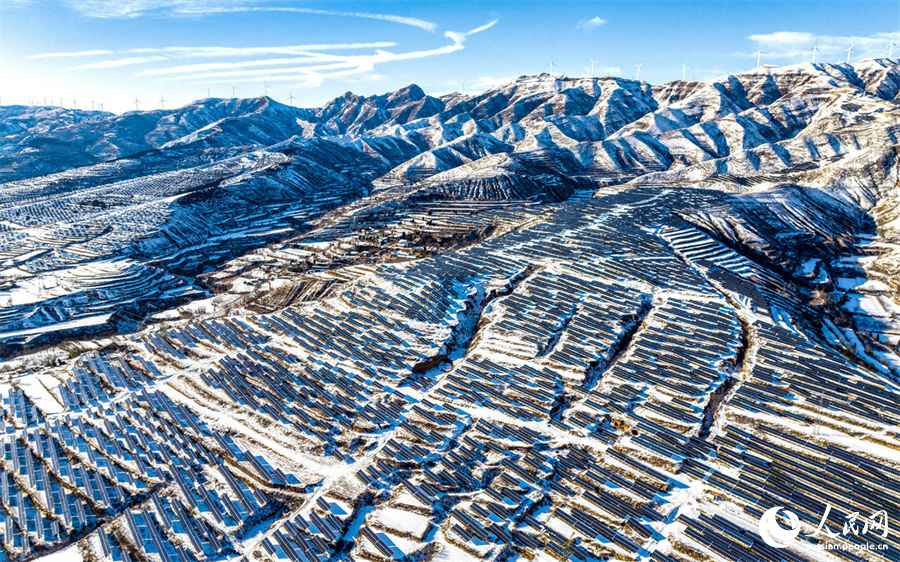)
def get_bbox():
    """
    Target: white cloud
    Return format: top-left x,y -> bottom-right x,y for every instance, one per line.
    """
153,20 -> 497,87
65,1 -> 440,32
143,19 -> 498,88
137,57 -> 334,76
343,73 -> 388,84
28,49 -> 113,59
466,19 -> 499,36
445,19 -> 498,48
21,8 -> 499,100
747,31 -> 899,62
130,42 -> 398,61
159,61 -> 359,82
749,31 -> 815,46
72,56 -> 167,70
55,43 -> 398,75
470,75 -> 517,91
64,0 -> 242,18
577,17 -> 606,31
197,7 -> 439,32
